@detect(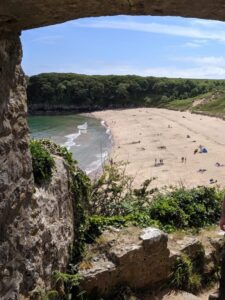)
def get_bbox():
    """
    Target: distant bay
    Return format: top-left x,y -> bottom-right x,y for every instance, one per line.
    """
28,114 -> 112,175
